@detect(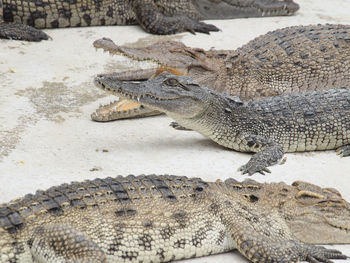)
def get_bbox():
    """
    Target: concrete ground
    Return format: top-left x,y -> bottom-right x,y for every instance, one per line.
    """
1,0 -> 350,262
